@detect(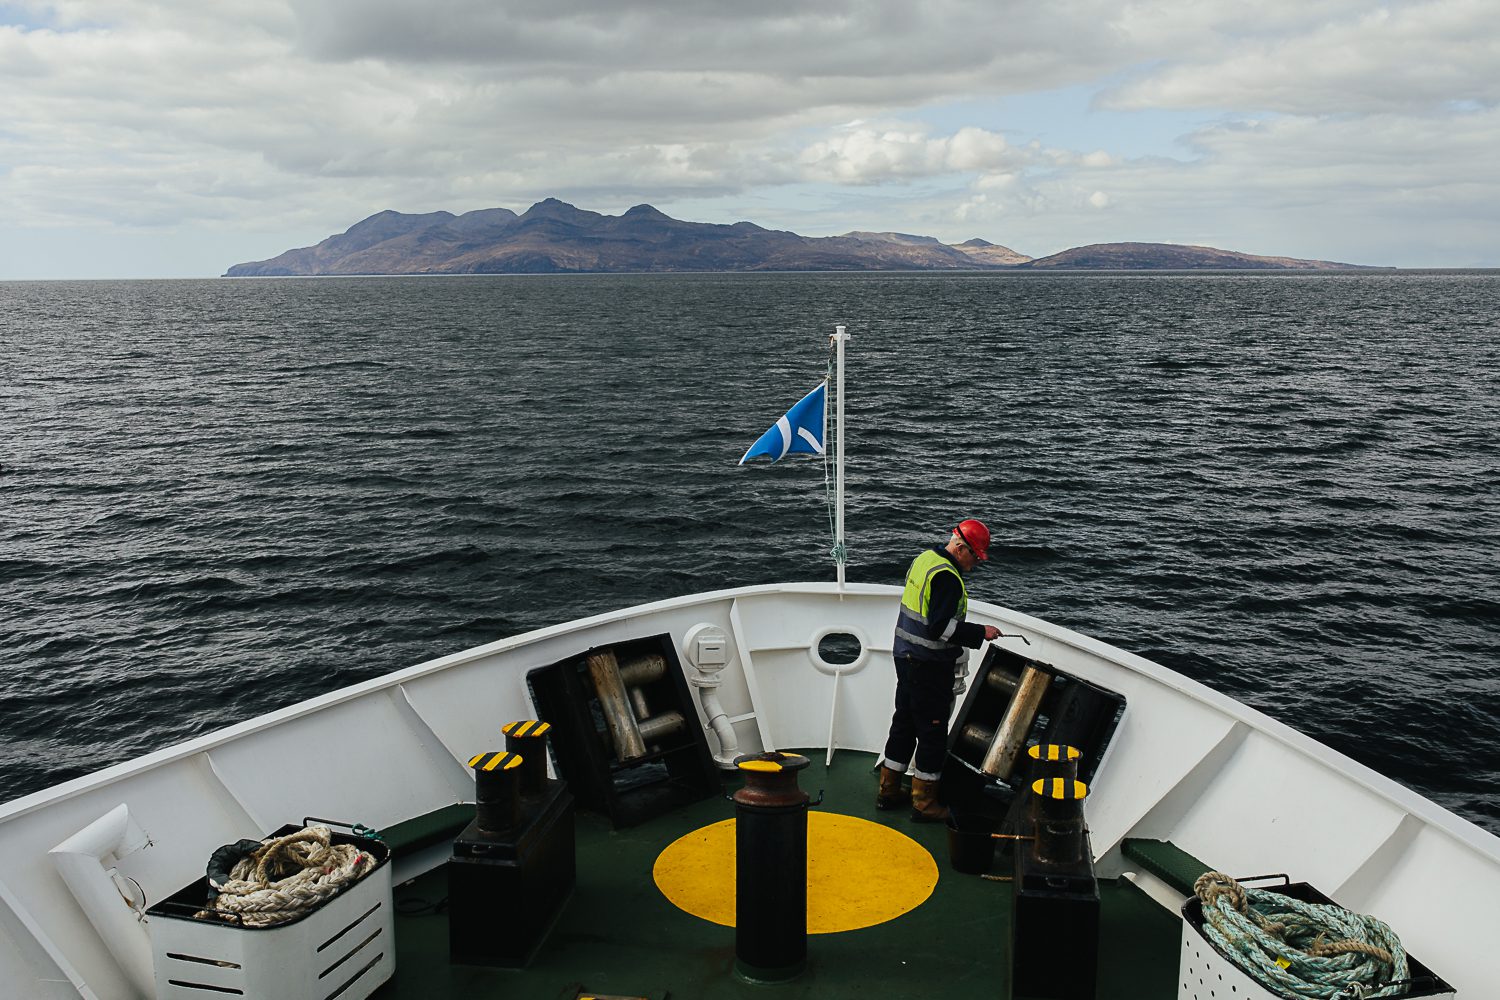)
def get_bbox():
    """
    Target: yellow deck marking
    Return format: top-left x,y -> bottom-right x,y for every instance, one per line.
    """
652,812 -> 938,933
